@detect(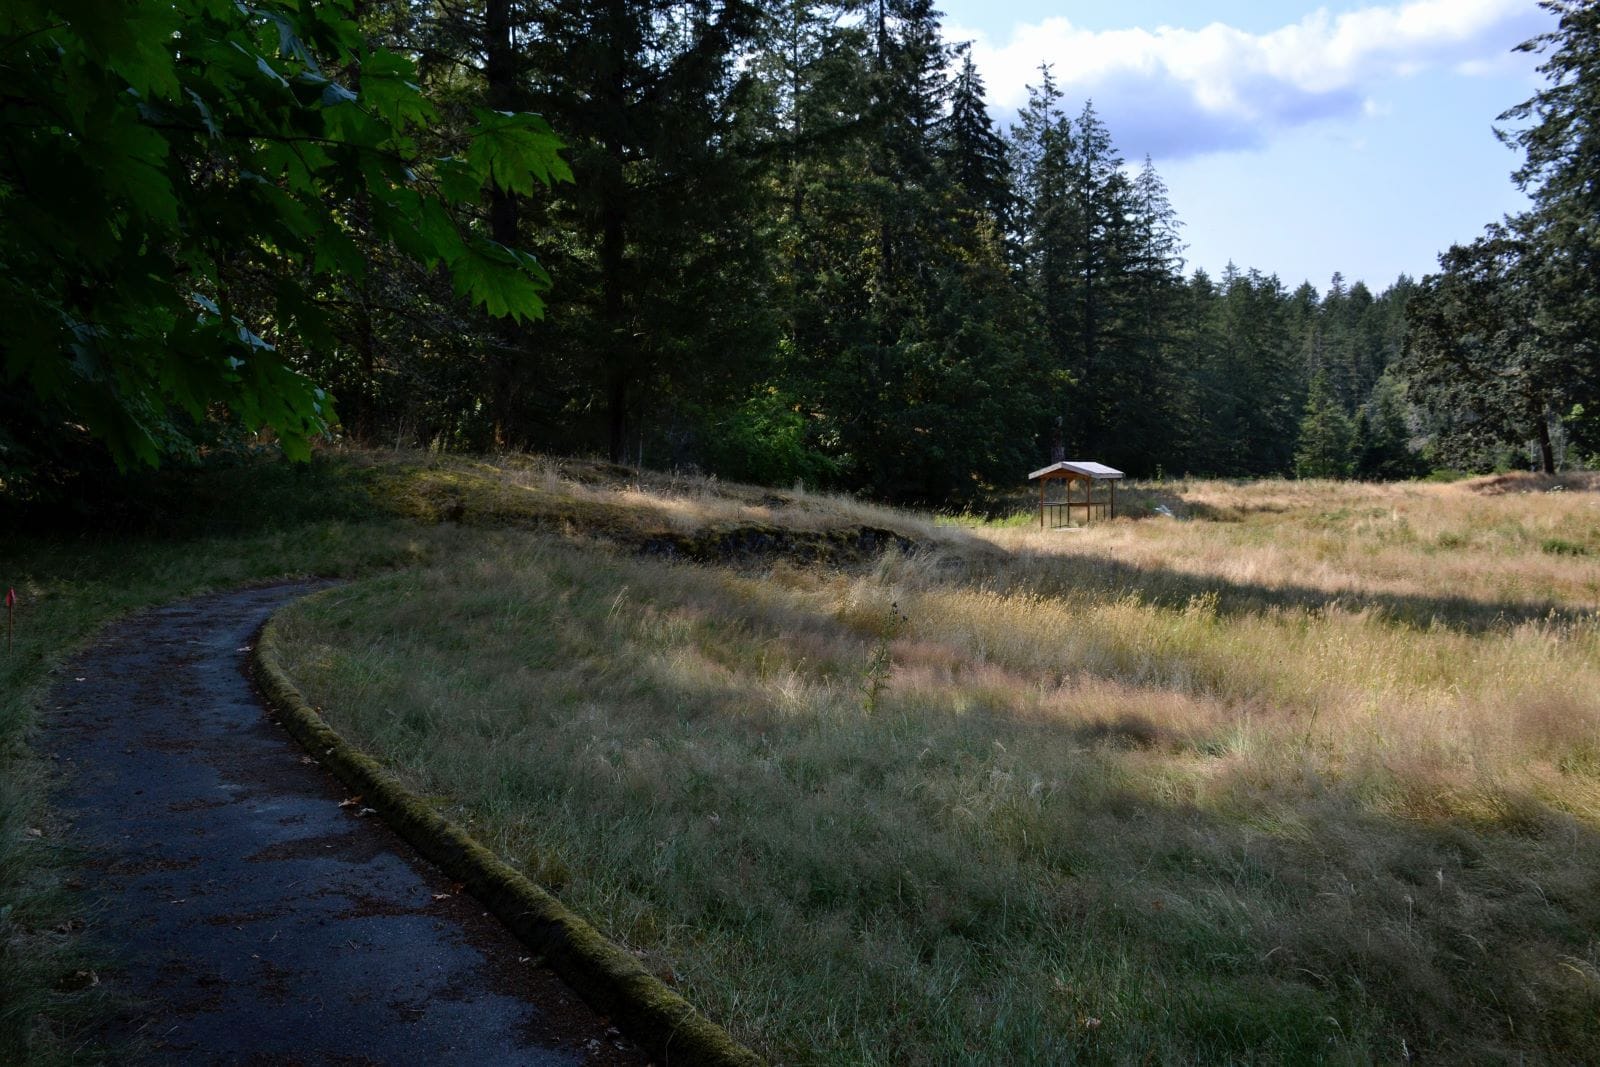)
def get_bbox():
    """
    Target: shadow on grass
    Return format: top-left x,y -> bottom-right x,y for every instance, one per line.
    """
286,540 -> 1600,1065
973,543 -> 1592,636
2,451 -> 380,540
